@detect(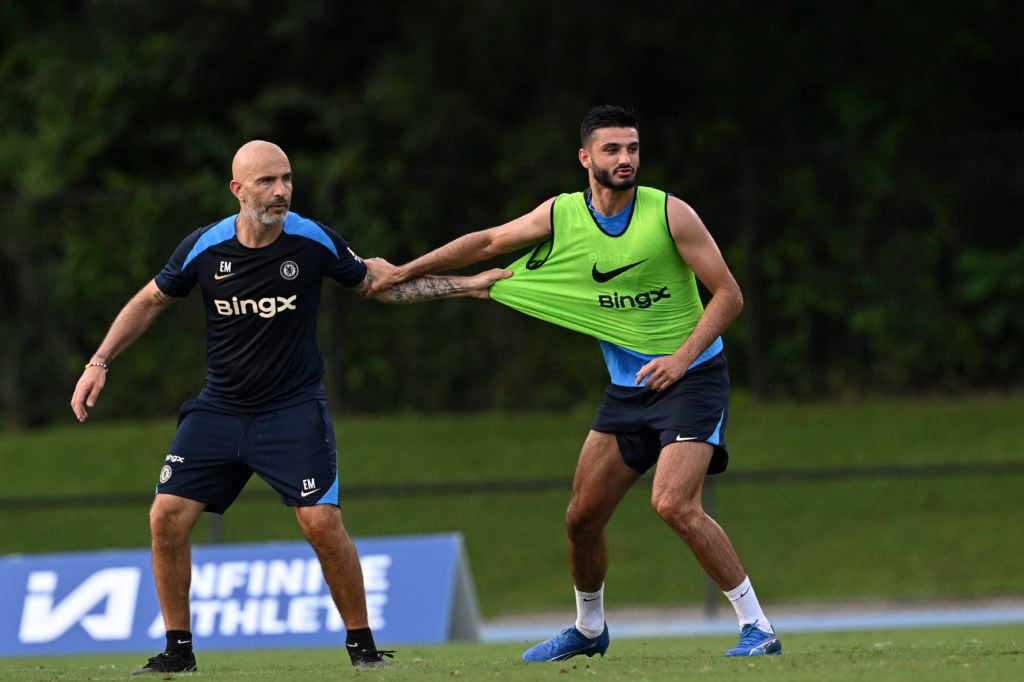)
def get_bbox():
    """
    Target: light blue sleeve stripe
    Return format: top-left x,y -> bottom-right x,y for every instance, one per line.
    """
181,216 -> 238,270
283,212 -> 338,257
